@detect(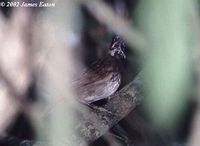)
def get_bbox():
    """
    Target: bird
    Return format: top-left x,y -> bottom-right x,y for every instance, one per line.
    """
74,35 -> 126,104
